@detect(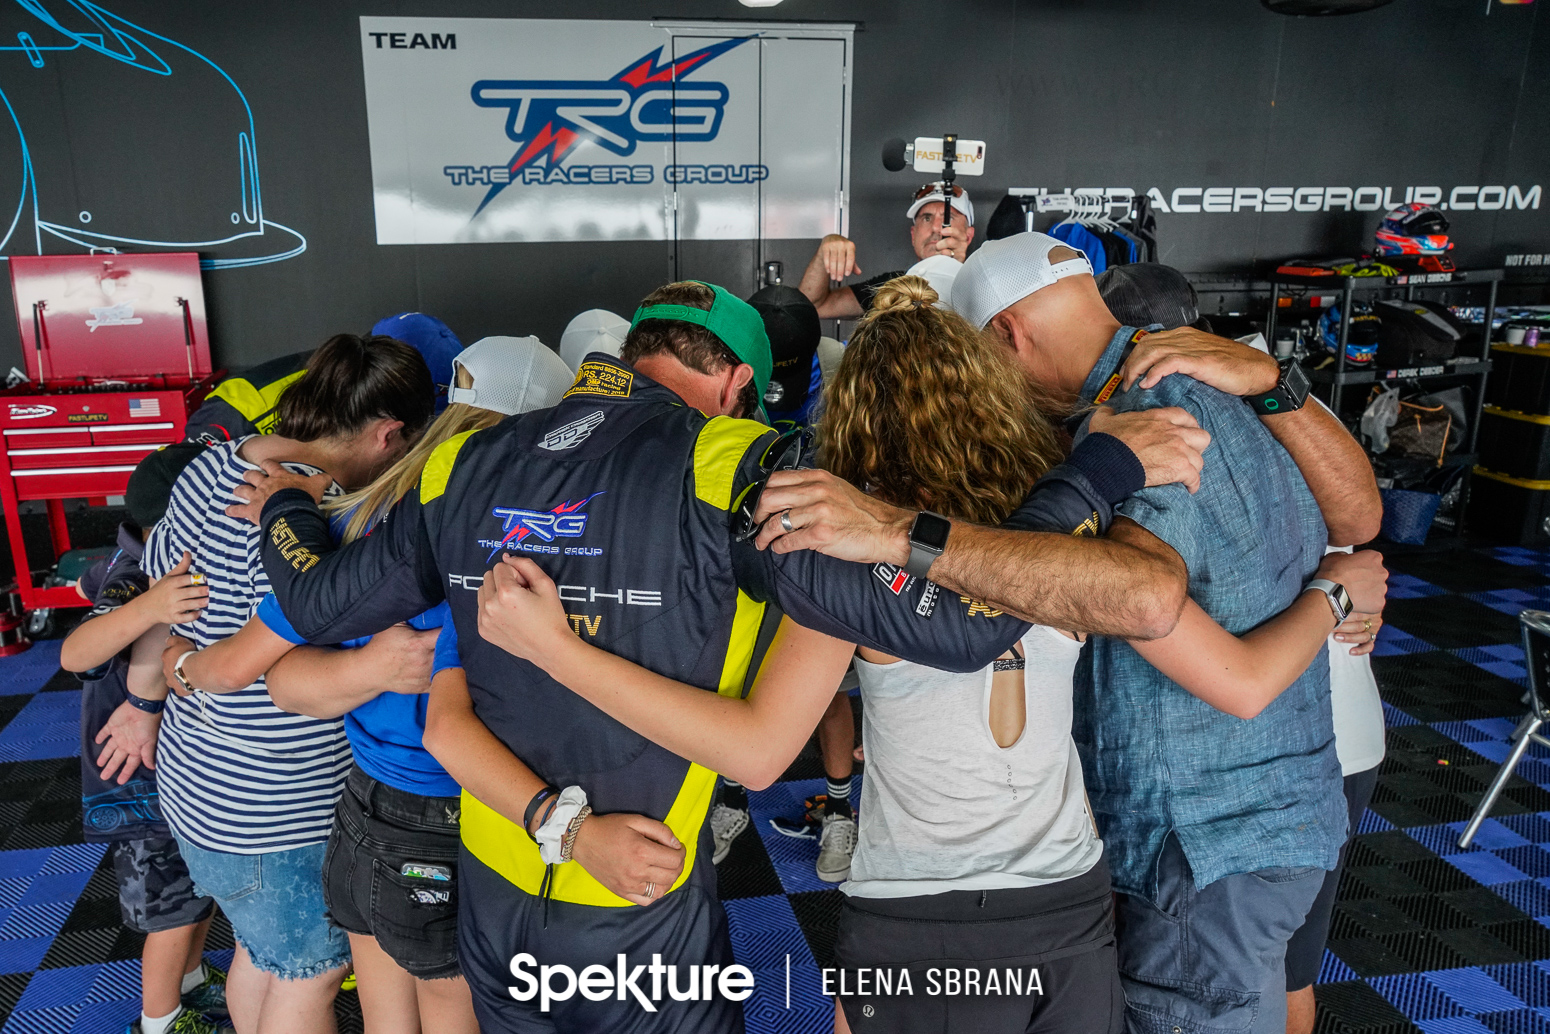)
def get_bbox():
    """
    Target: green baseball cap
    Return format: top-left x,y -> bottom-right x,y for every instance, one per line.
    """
630,282 -> 773,420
